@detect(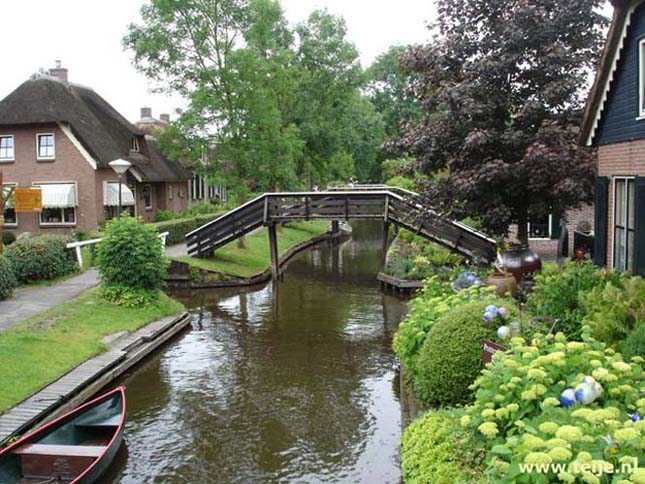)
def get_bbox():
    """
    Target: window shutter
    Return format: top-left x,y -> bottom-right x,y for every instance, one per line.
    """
593,177 -> 609,267
550,209 -> 563,239
634,176 -> 645,277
